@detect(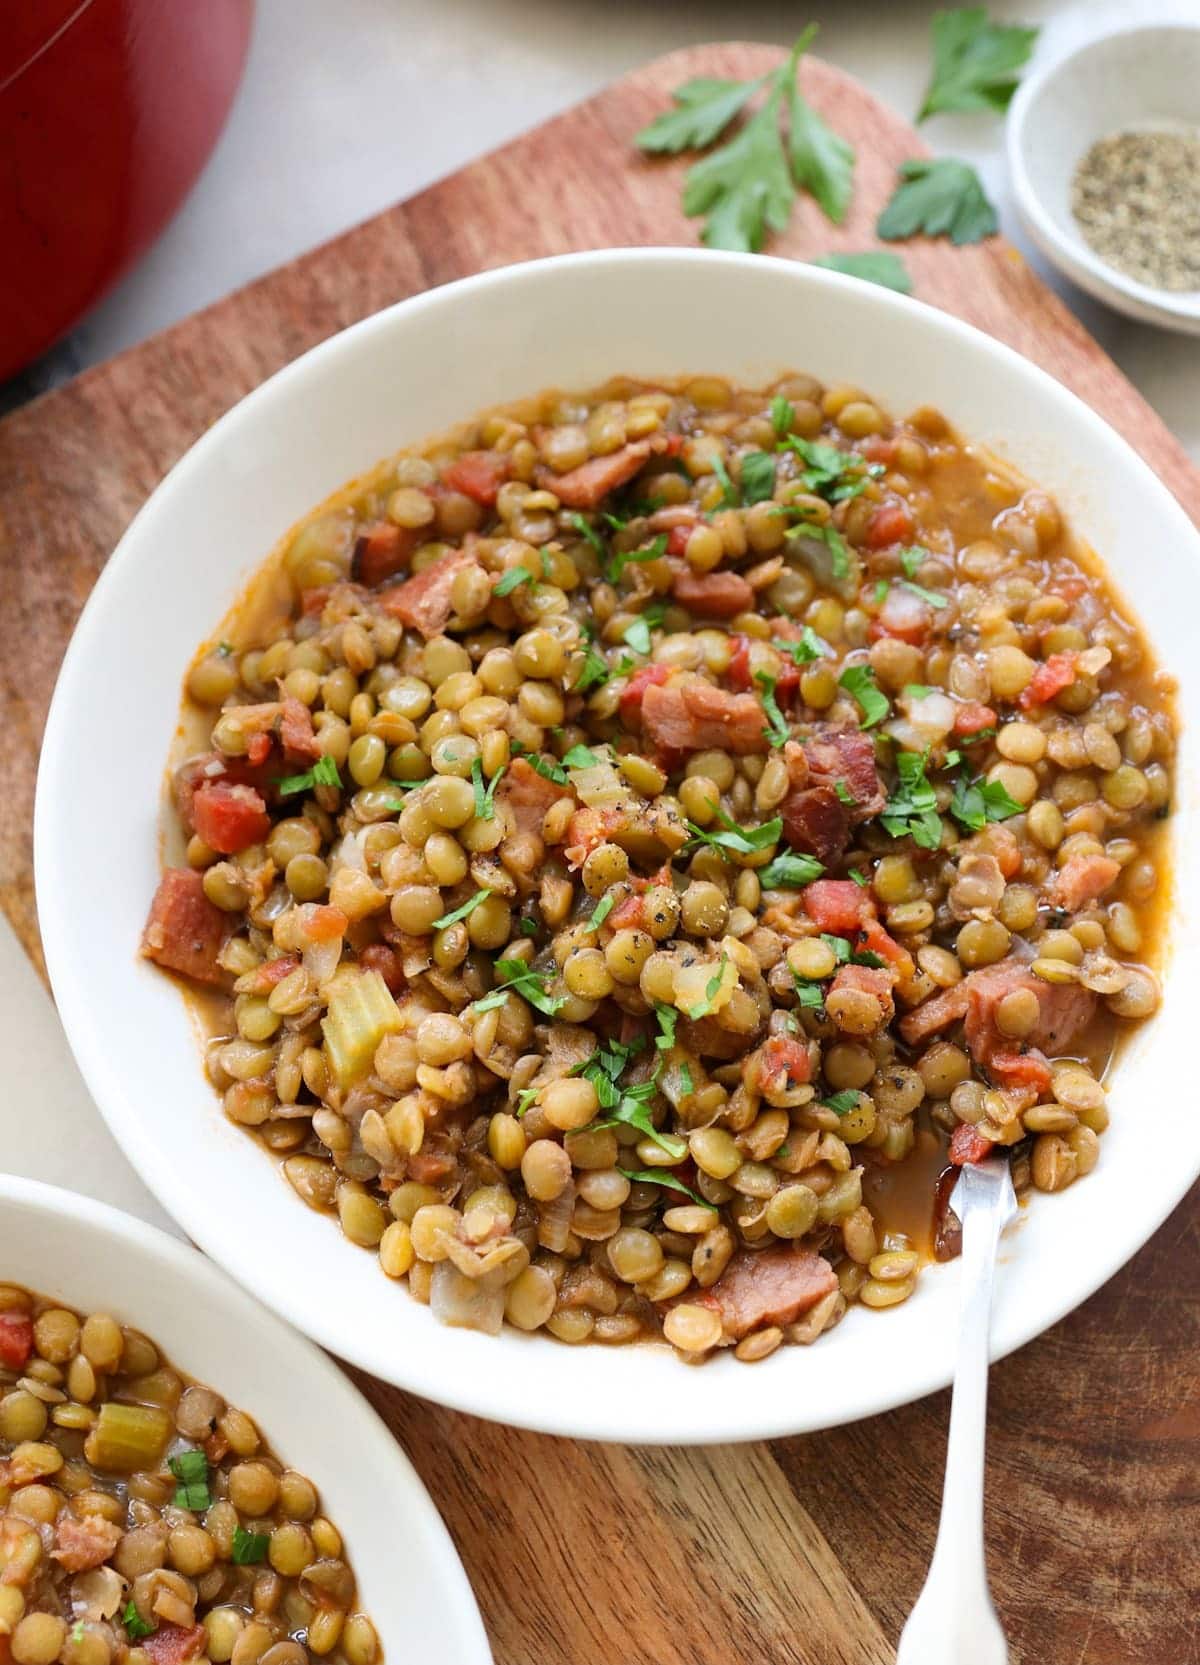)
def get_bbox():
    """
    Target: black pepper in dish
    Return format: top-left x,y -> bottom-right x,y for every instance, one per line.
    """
1071,126 -> 1200,292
